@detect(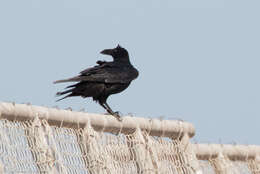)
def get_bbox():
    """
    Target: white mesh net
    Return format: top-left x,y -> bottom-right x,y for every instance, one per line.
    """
0,102 -> 259,174
0,118 -> 259,174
